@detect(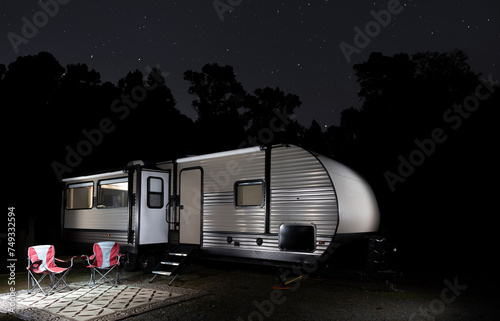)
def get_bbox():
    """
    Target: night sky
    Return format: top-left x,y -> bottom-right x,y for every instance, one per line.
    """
2,0 -> 499,127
